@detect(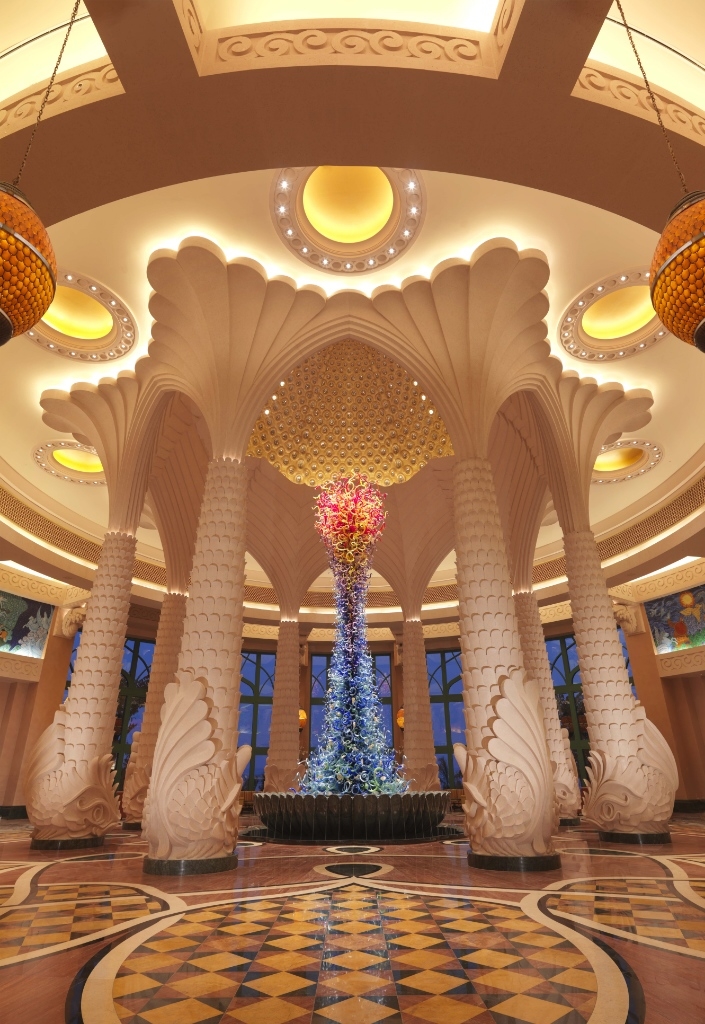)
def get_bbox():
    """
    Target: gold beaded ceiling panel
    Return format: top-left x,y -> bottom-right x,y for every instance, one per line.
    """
247,340 -> 453,486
